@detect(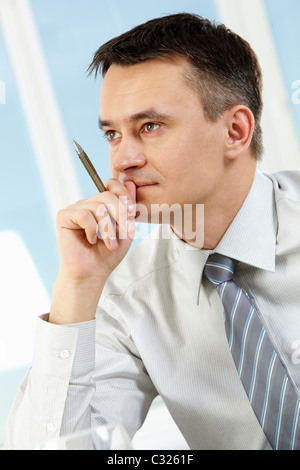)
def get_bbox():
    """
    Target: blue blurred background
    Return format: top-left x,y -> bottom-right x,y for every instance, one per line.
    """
0,0 -> 300,448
